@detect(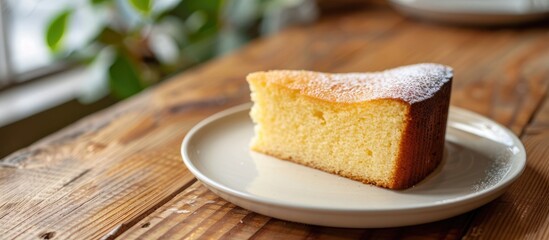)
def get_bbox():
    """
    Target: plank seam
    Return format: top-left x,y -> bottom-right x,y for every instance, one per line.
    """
518,84 -> 548,137
101,178 -> 197,240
